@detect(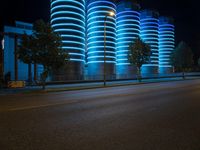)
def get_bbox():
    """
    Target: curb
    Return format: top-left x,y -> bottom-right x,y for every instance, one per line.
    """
0,77 -> 200,96
32,77 -> 200,93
